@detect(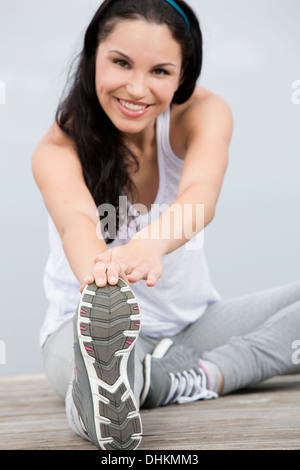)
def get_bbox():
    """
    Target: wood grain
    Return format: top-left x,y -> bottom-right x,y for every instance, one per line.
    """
0,373 -> 299,450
